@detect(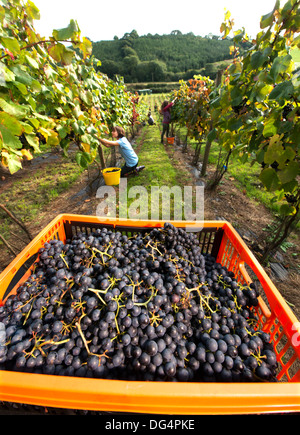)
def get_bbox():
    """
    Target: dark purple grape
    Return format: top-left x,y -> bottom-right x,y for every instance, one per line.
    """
202,362 -> 214,377
177,367 -> 189,381
245,355 -> 258,370
139,352 -> 151,366
217,339 -> 227,354
52,320 -> 63,334
264,350 -> 277,366
164,361 -> 176,377
239,343 -> 250,358
121,333 -> 131,347
144,340 -> 158,356
219,368 -> 232,381
87,355 -> 100,370
227,345 -> 238,358
65,307 -> 76,320
212,361 -> 222,374
26,356 -> 36,369
46,351 -> 57,365
161,347 -> 173,363
86,297 -> 98,309
206,338 -> 218,353
255,363 -> 272,380
152,352 -> 163,367
107,300 -> 118,312
15,355 -> 26,368
195,345 -> 206,363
